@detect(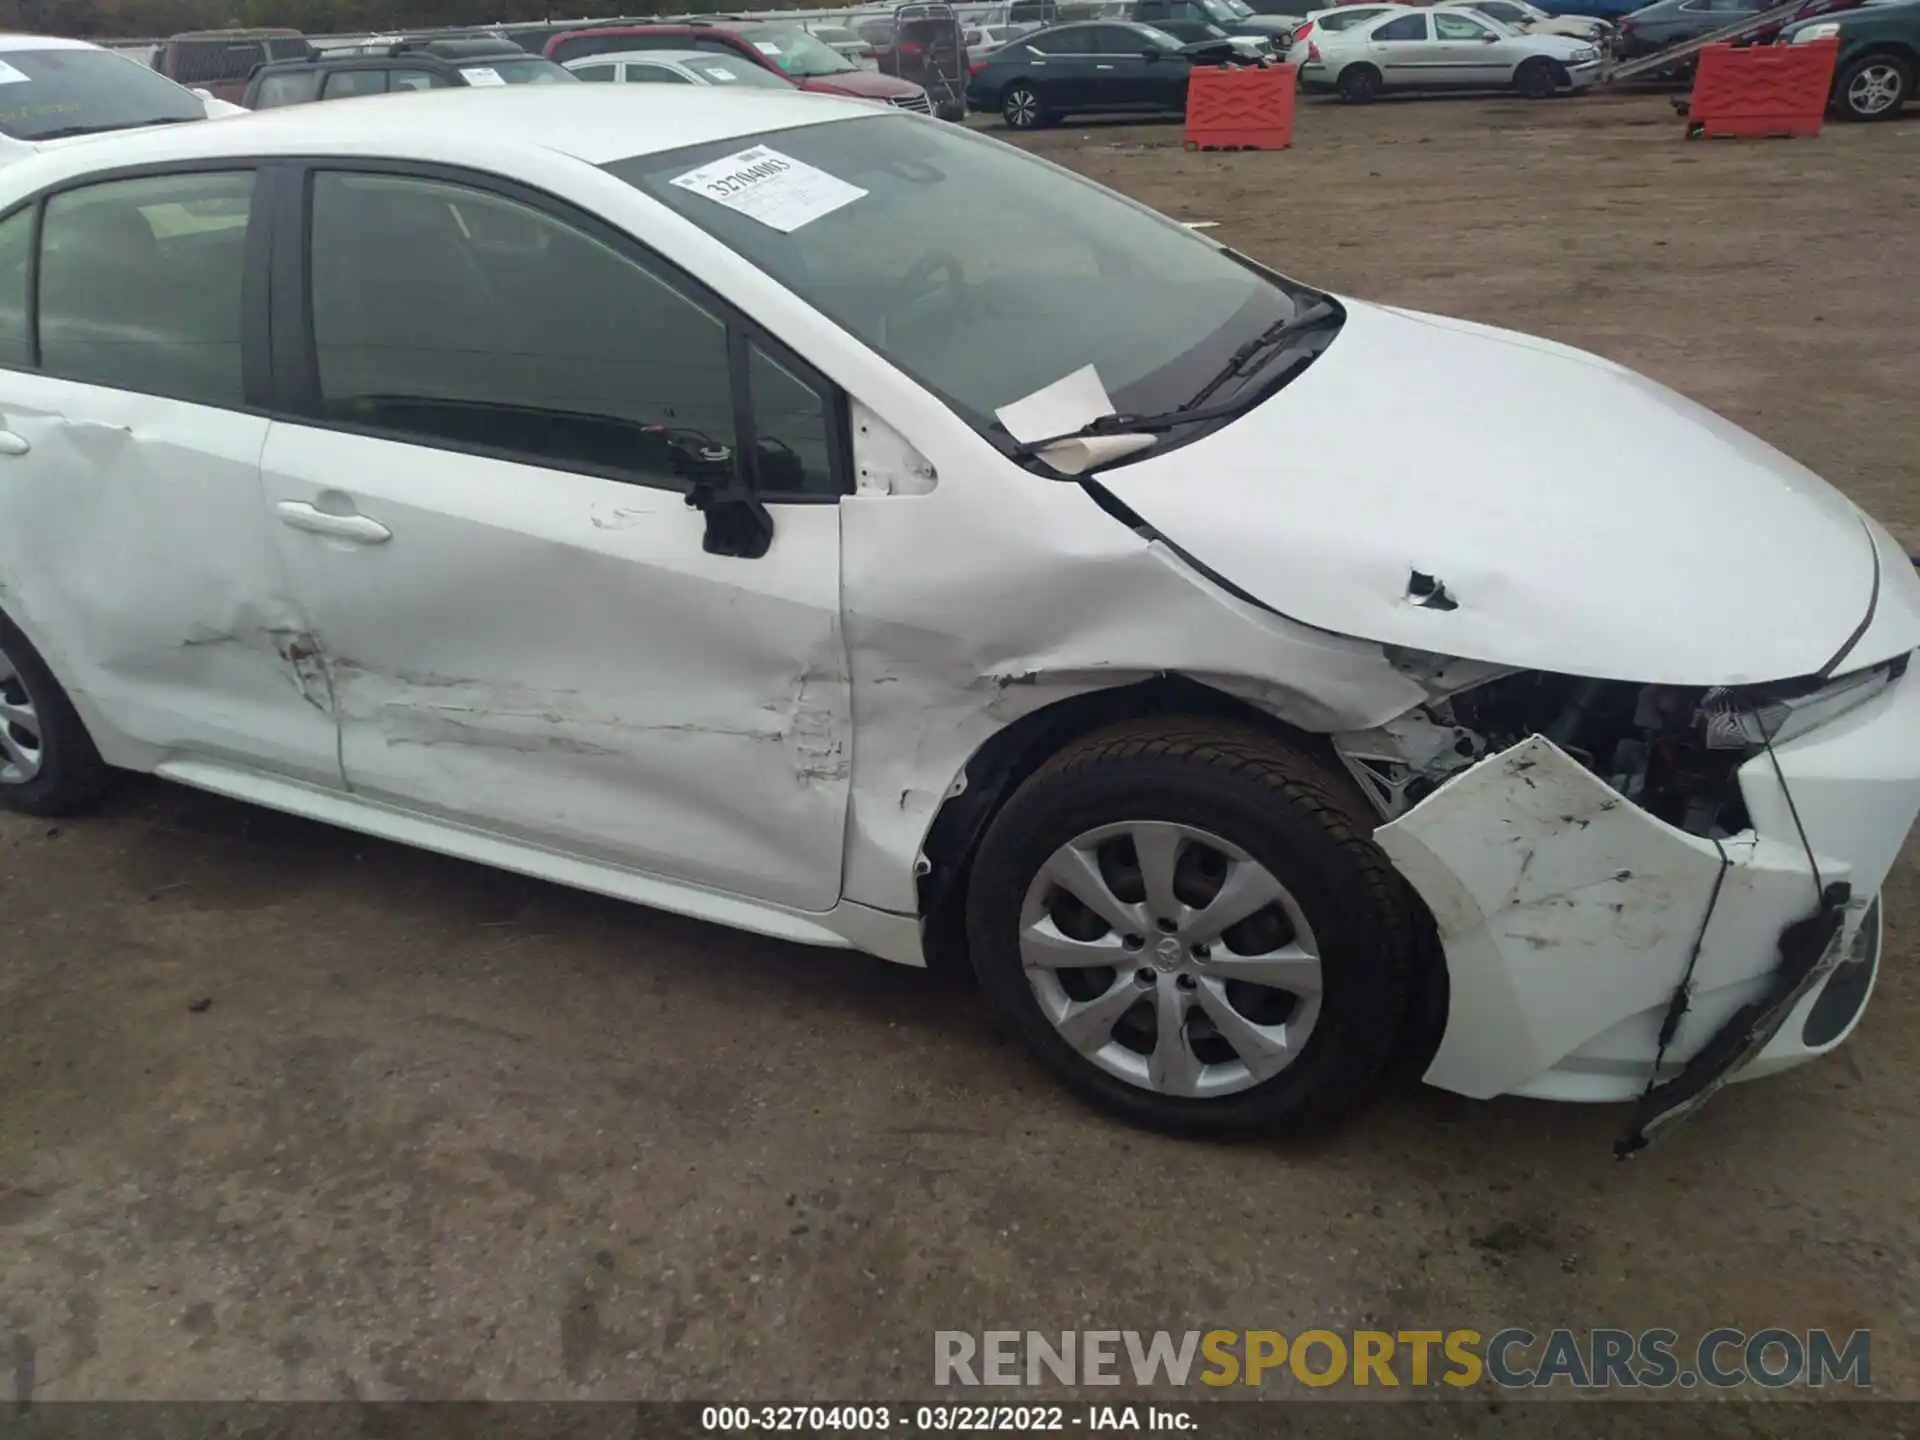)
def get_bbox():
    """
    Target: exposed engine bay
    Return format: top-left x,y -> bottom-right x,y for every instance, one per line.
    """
1336,650 -> 1913,838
